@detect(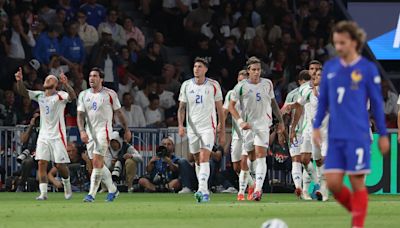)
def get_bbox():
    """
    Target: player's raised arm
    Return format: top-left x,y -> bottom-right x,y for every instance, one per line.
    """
15,67 -> 29,98
59,70 -> 77,101
366,65 -> 389,154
